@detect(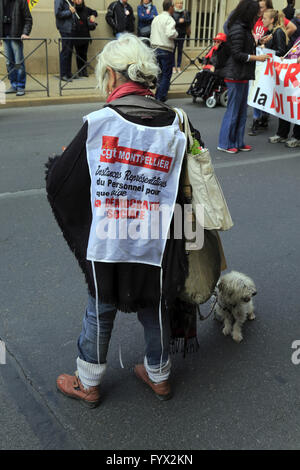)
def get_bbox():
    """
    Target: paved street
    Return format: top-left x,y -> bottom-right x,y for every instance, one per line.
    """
0,98 -> 300,450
